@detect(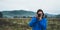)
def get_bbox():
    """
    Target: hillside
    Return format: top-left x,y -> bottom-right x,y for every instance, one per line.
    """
1,10 -> 58,18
